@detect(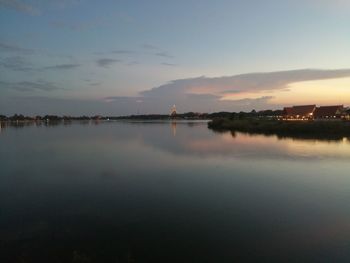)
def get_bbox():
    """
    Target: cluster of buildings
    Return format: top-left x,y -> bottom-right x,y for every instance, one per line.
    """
282,105 -> 350,121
